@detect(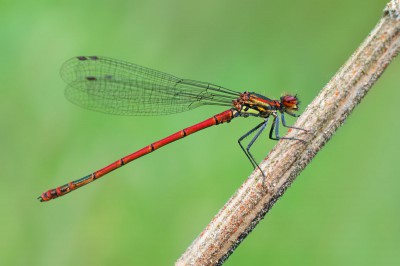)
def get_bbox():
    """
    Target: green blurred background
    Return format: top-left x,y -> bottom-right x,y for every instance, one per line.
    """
1,0 -> 399,265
